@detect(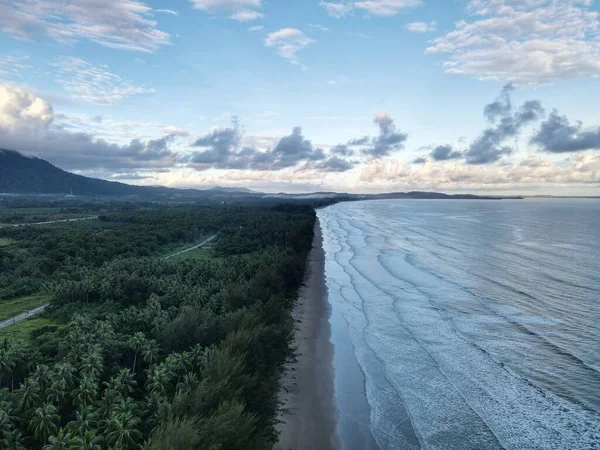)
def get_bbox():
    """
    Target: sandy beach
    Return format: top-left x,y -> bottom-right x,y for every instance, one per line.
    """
275,218 -> 341,450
